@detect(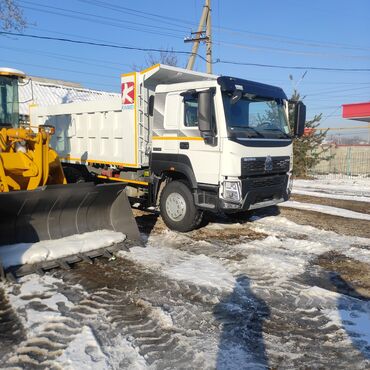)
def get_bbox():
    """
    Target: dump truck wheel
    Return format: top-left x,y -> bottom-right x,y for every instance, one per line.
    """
160,180 -> 202,232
